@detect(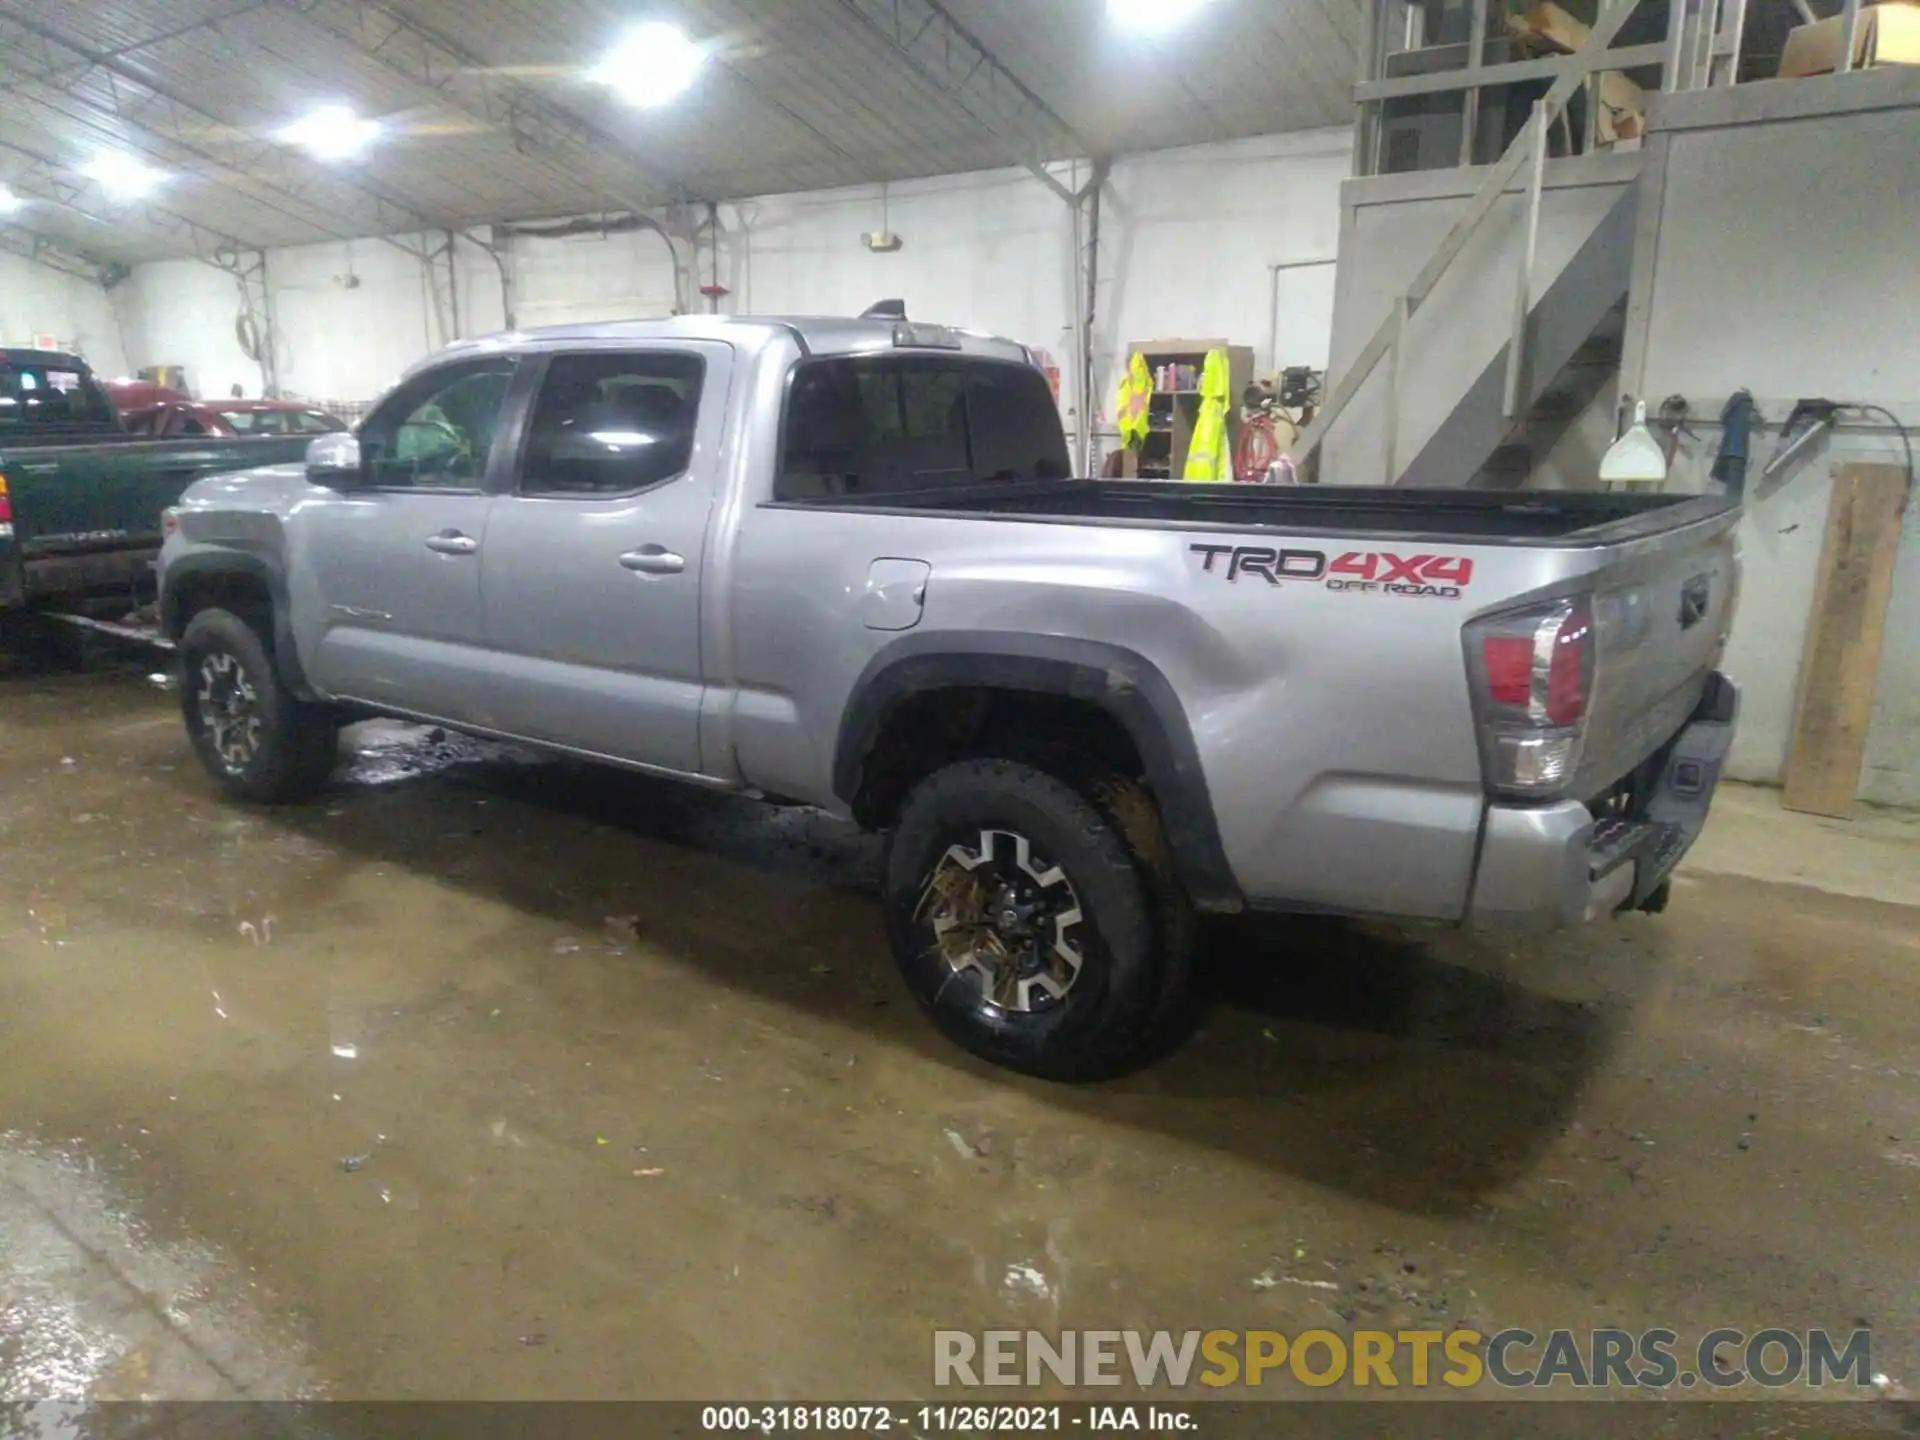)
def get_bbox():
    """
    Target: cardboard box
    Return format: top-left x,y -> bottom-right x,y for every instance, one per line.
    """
1508,2 -> 1644,143
1780,2 -> 1920,75
1509,1 -> 1592,53
1595,70 -> 1645,142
